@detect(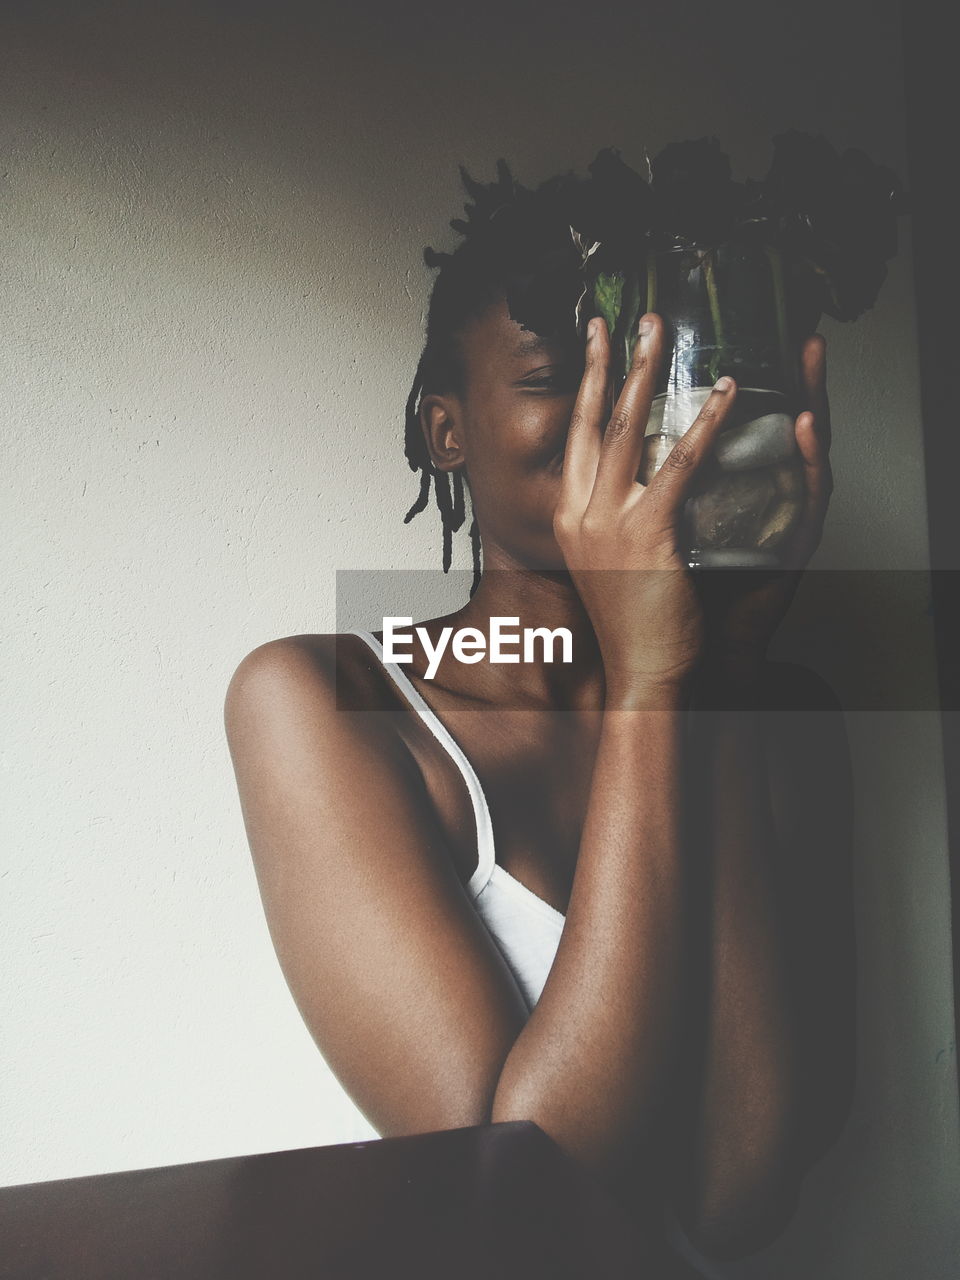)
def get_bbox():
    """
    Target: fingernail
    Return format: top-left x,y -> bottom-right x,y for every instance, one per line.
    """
587,318 -> 598,342
715,376 -> 733,391
638,317 -> 654,337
